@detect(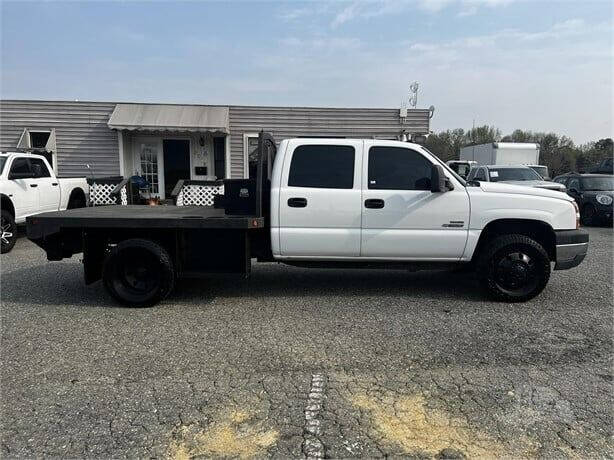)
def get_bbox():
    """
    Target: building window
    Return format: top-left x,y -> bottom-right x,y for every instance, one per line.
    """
17,128 -> 56,171
29,131 -> 50,149
288,145 -> 355,189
